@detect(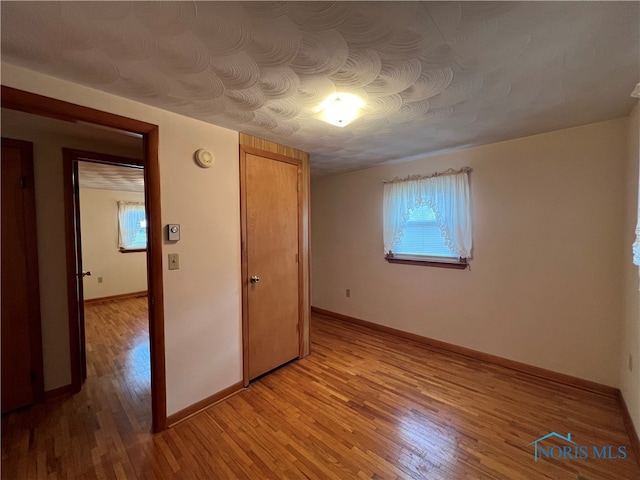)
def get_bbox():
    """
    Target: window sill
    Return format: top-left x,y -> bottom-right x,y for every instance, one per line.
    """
384,254 -> 468,269
120,248 -> 147,254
